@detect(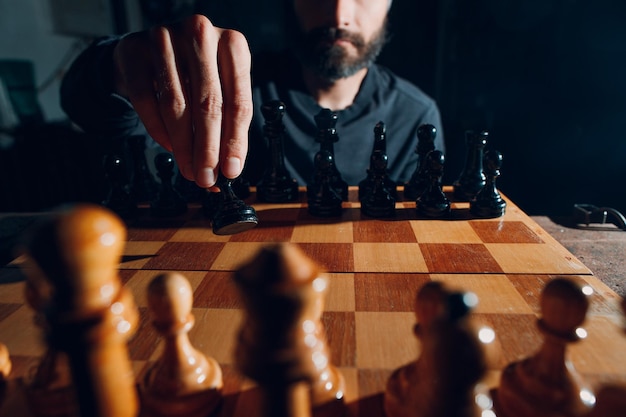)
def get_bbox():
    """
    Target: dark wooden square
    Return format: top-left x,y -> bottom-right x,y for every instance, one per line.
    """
419,243 -> 504,273
354,273 -> 430,312
143,242 -> 225,271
